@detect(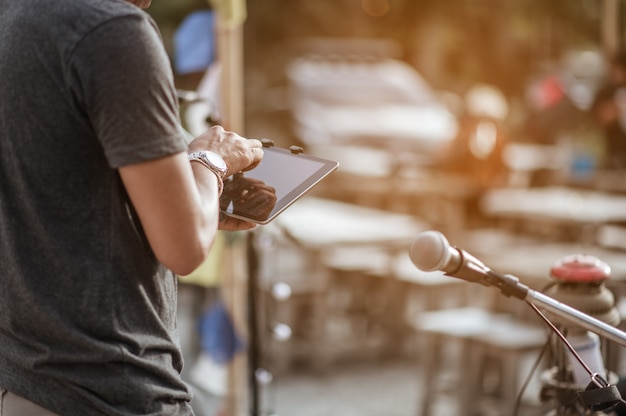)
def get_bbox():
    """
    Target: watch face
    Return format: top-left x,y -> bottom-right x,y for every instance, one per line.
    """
204,151 -> 227,172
